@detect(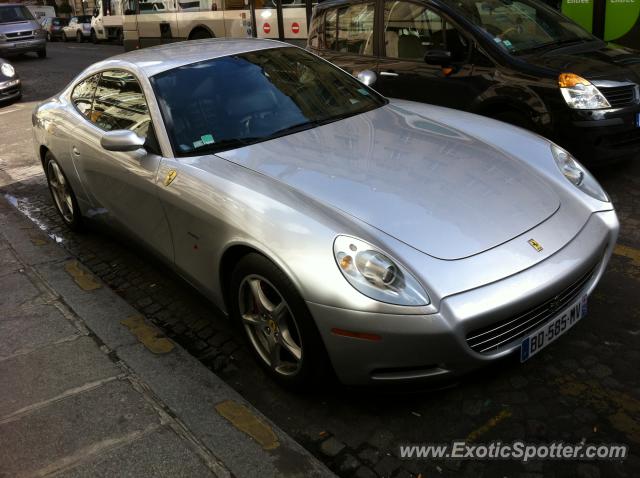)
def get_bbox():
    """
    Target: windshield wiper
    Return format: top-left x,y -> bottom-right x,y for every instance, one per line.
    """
515,38 -> 593,55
